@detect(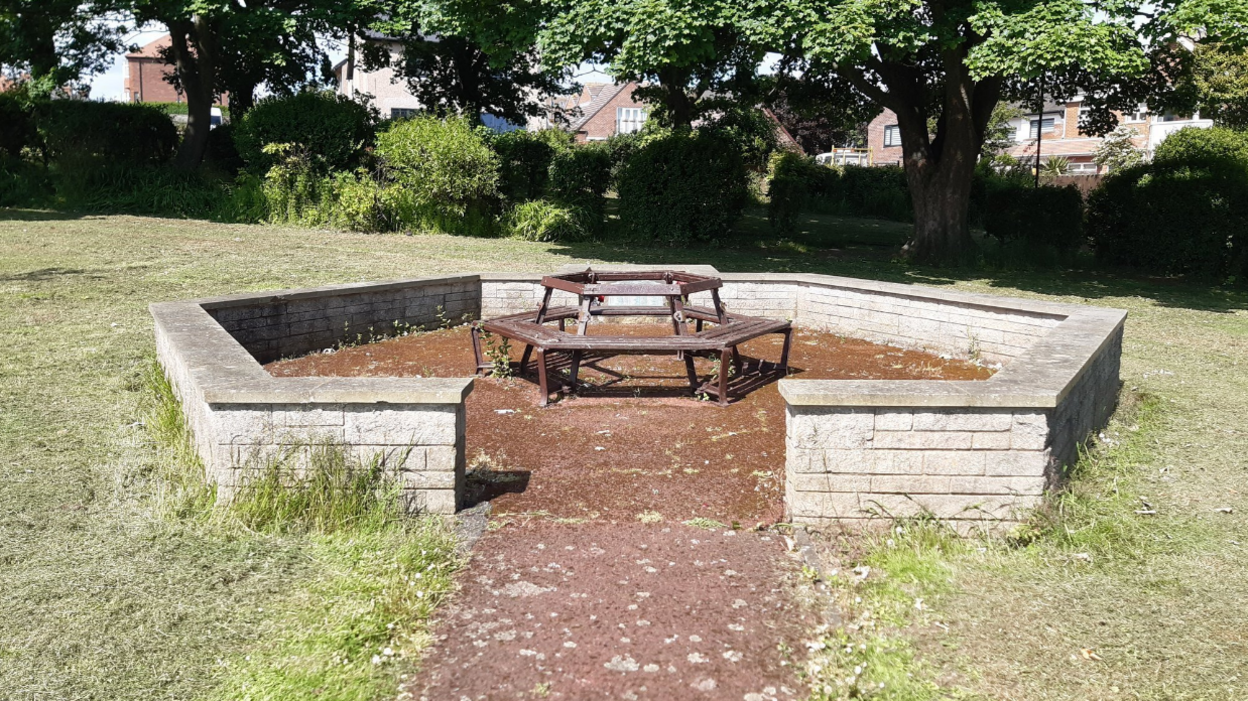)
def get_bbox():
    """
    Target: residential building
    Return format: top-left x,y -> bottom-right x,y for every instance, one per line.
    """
124,35 -> 228,107
866,98 -> 1213,173
124,36 -> 181,103
566,81 -> 650,142
333,30 -> 424,120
